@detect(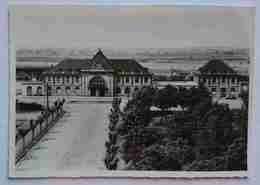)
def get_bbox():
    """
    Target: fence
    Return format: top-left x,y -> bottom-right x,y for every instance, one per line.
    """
15,99 -> 65,163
